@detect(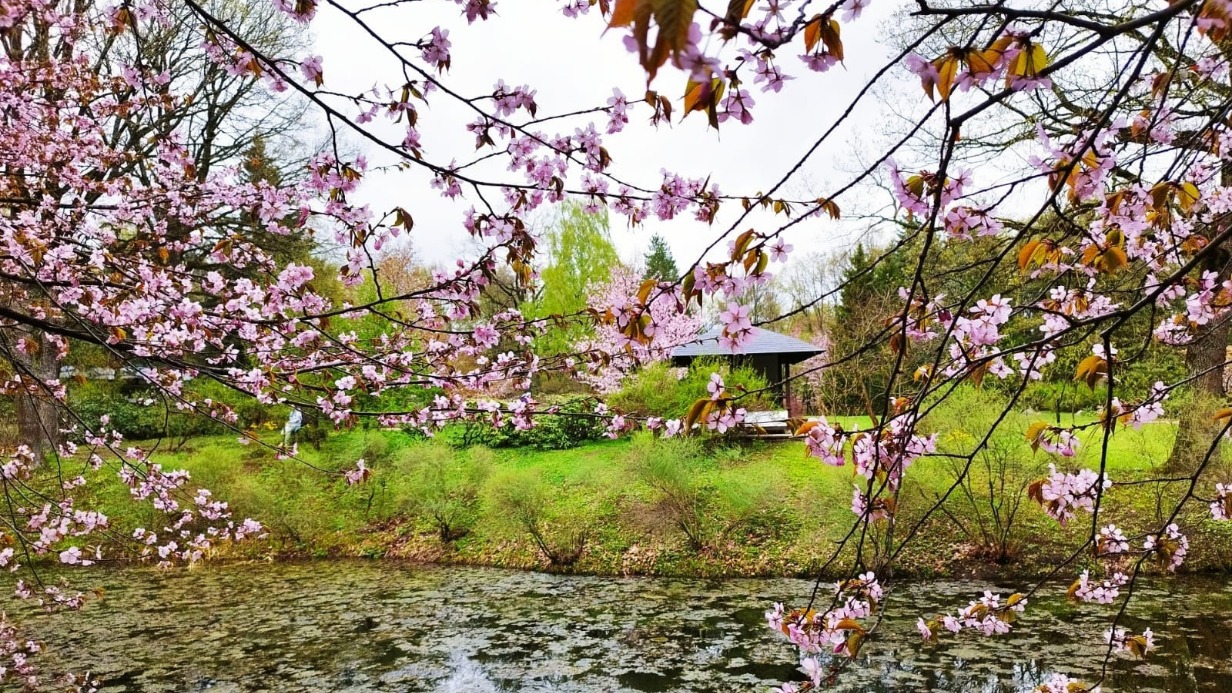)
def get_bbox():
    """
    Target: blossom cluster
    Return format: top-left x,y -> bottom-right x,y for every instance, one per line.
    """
1030,464 -> 1111,525
1107,382 -> 1169,429
0,614 -> 47,691
802,412 -> 935,492
699,374 -> 748,435
1035,674 -> 1100,693
574,268 -> 701,394
1070,570 -> 1128,604
1143,523 -> 1189,572
1096,524 -> 1131,556
1211,483 -> 1230,521
766,572 -> 883,686
916,591 -> 1028,641
1105,626 -> 1155,657
851,414 -> 937,490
